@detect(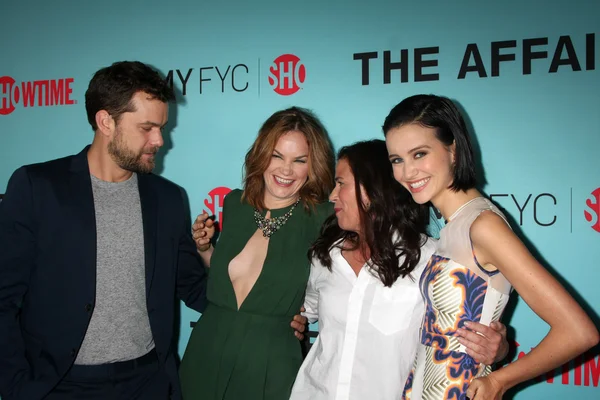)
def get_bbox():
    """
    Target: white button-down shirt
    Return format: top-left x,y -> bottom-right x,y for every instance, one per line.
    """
290,236 -> 436,400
